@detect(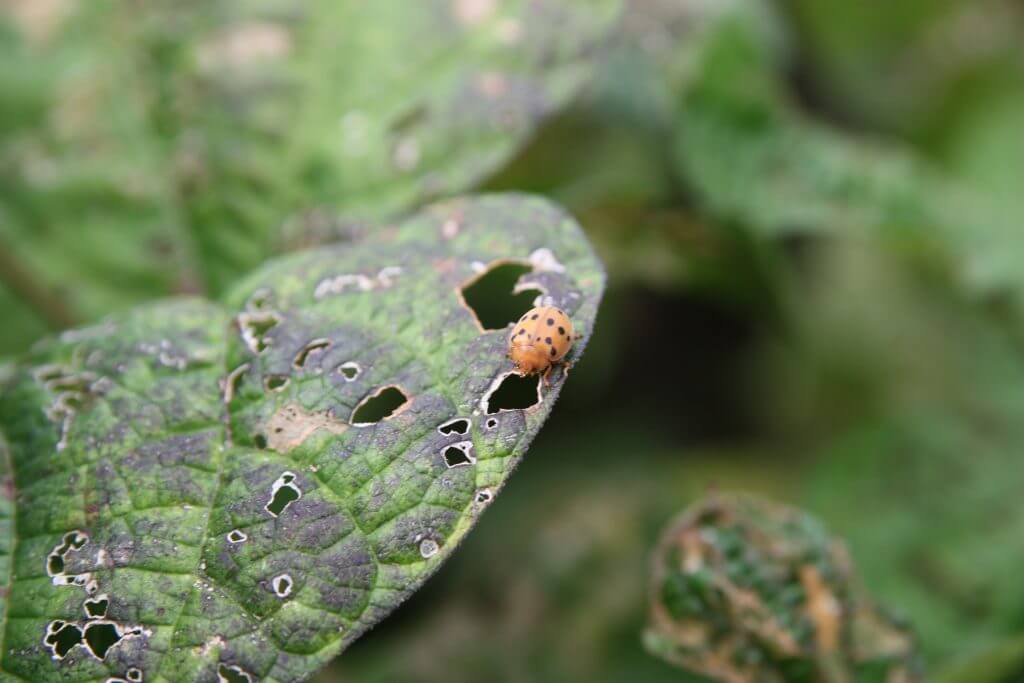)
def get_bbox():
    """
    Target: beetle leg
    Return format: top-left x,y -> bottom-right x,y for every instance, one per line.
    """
560,360 -> 574,378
